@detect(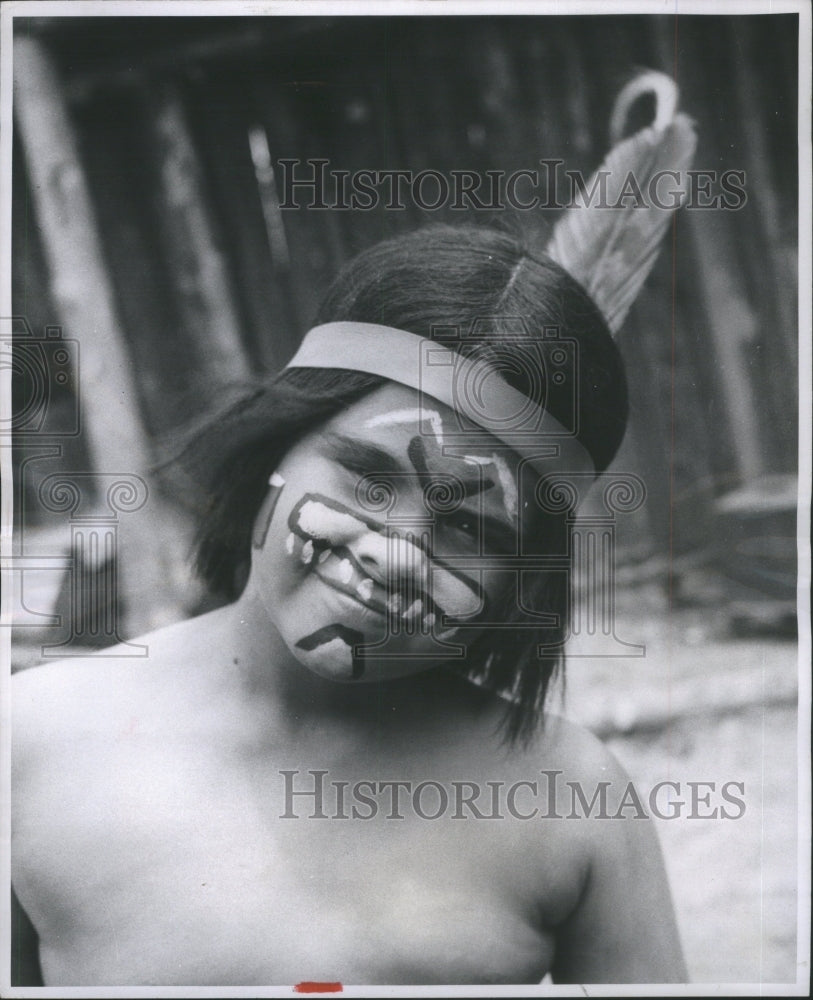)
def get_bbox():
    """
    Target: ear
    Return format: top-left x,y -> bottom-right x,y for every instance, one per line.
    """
251,472 -> 286,549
